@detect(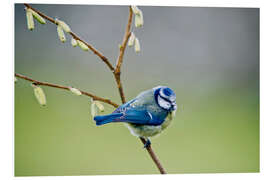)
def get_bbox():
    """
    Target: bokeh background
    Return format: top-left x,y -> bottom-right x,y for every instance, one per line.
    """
14,4 -> 259,176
